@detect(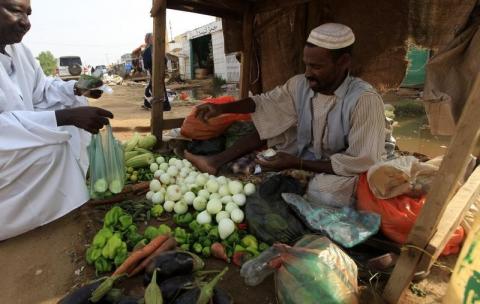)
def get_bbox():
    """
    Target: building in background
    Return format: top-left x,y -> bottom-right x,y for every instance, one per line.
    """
168,19 -> 240,82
